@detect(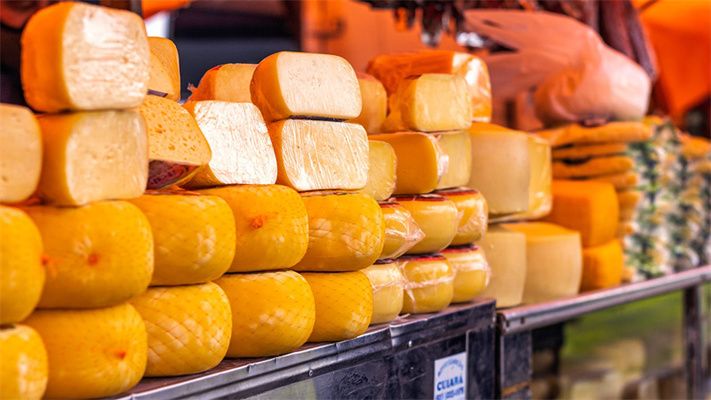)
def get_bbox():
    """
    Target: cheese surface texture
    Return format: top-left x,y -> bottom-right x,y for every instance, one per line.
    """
183,101 -> 277,187
379,202 -> 425,260
370,132 -> 444,194
435,130 -> 473,189
395,195 -> 459,254
437,188 -> 488,245
362,261 -> 404,324
0,325 -> 48,400
21,2 -> 149,112
350,73 -> 387,133
399,255 -> 455,314
37,111 -> 148,206
442,245 -> 490,303
359,140 -> 397,201
269,119 -> 368,191
581,240 -> 624,291
188,63 -> 256,102
251,51 -> 361,121
147,37 -> 180,101
478,225 -> 527,308
0,104 -> 42,203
